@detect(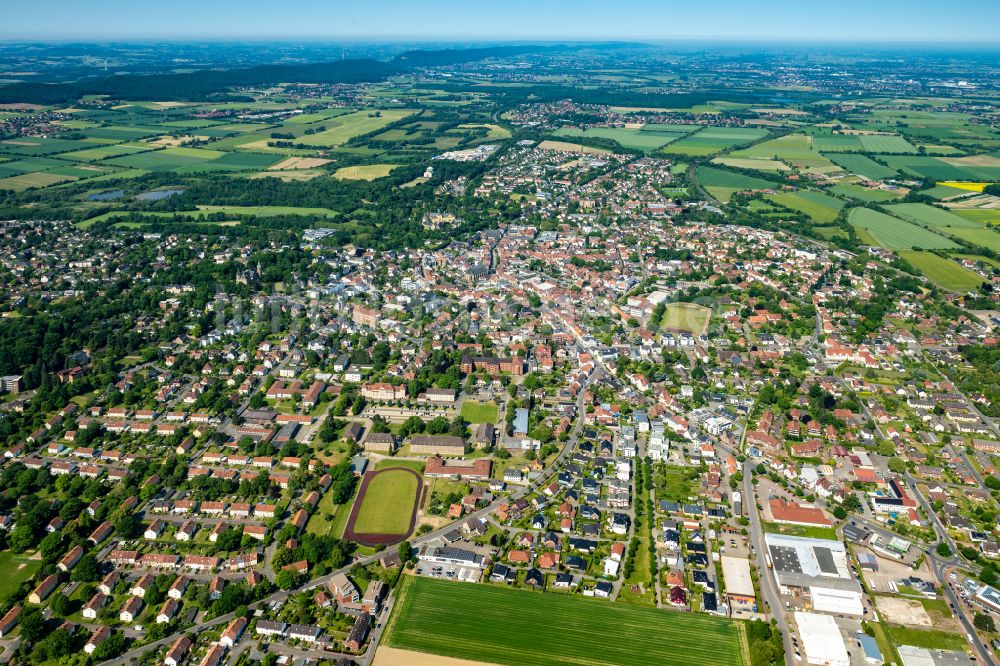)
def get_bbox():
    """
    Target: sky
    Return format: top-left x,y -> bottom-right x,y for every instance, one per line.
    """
3,0 -> 1000,42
